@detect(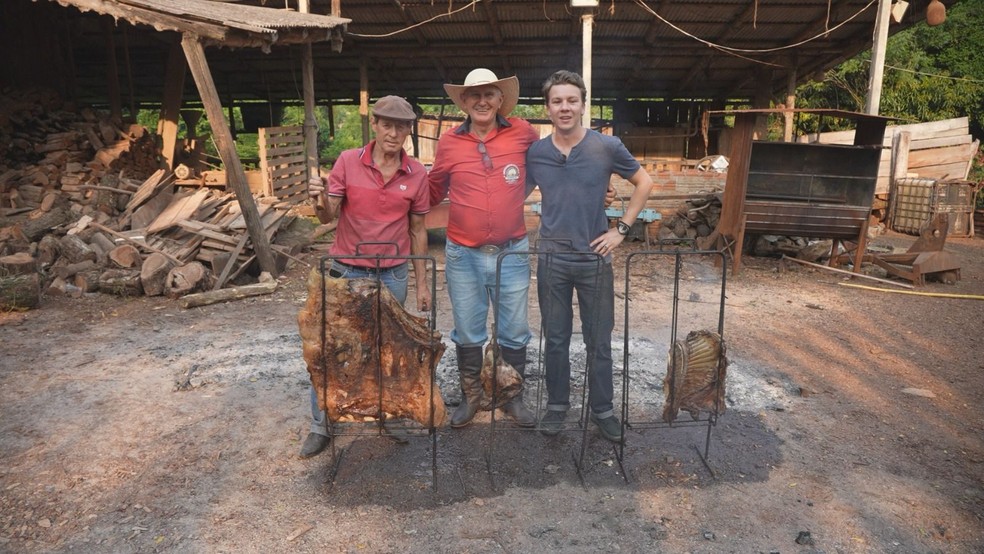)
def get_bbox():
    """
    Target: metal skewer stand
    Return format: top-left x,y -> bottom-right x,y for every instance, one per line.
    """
616,240 -> 728,480
486,243 -> 608,488
316,242 -> 442,490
